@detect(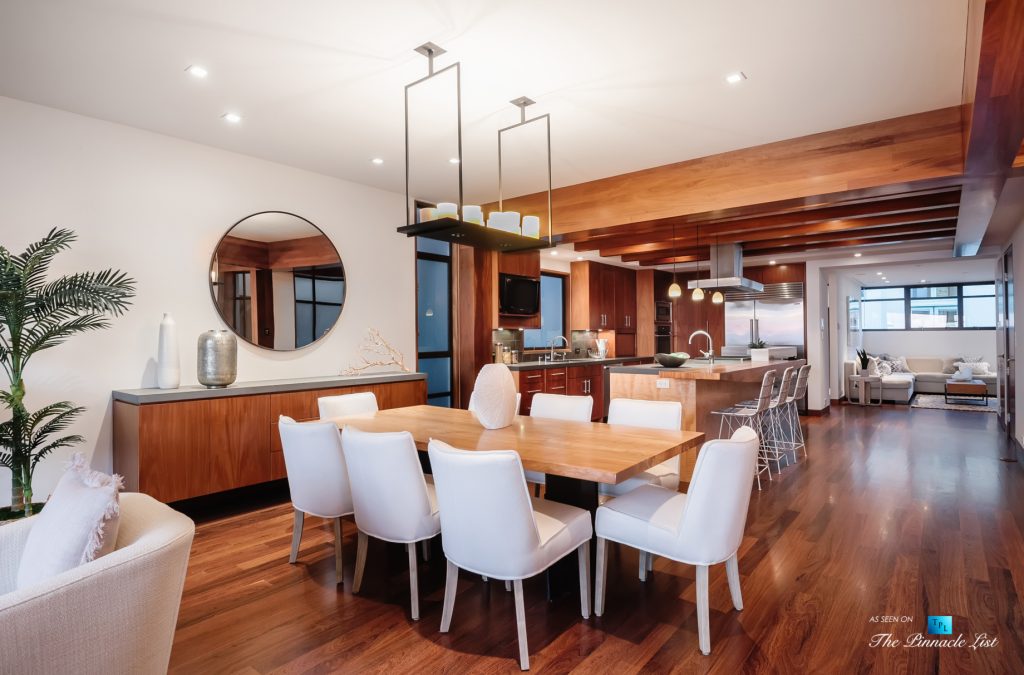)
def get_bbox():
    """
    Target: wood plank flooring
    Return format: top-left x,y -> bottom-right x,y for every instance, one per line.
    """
169,405 -> 1024,673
